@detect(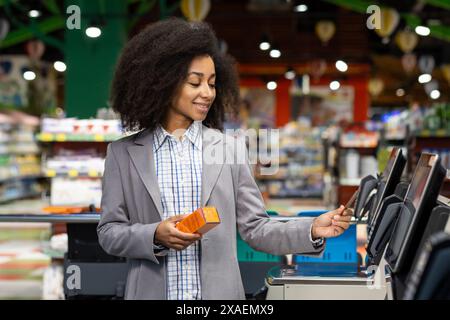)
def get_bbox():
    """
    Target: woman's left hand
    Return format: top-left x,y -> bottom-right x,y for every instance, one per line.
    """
311,205 -> 353,239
